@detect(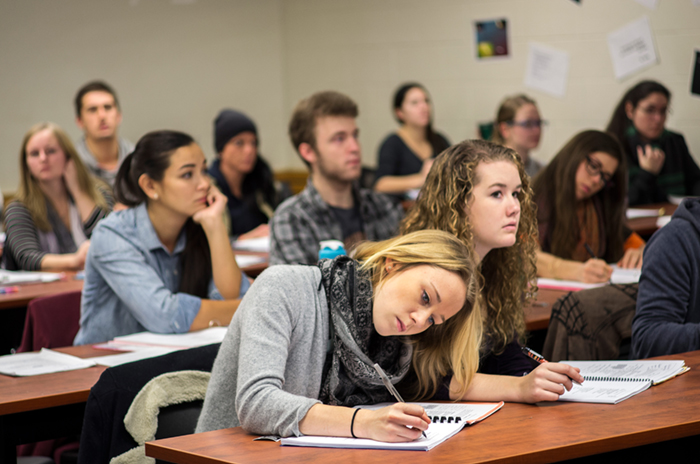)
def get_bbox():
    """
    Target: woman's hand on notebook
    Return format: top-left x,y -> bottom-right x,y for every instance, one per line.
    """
355,403 -> 431,443
580,259 -> 612,283
618,247 -> 644,269
519,363 -> 584,403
